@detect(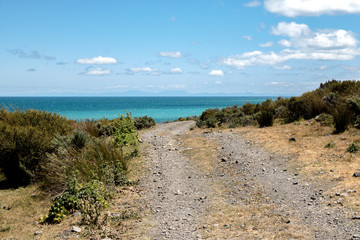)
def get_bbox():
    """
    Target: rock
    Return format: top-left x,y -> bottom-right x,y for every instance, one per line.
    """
71,226 -> 81,233
138,138 -> 144,143
289,137 -> 296,142
221,157 -> 228,162
34,231 -> 43,236
353,172 -> 360,177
